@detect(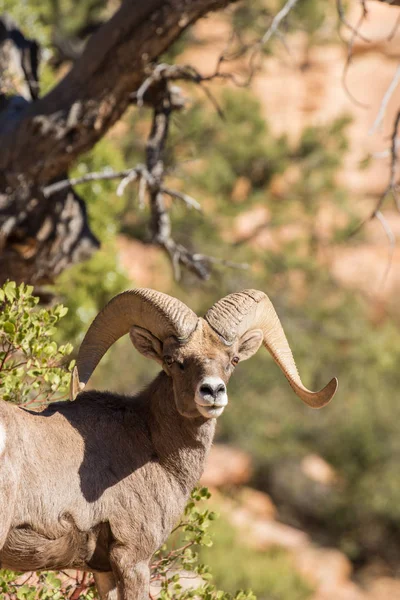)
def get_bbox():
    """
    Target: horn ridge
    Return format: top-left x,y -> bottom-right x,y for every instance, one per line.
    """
70,288 -> 198,400
205,290 -> 337,409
